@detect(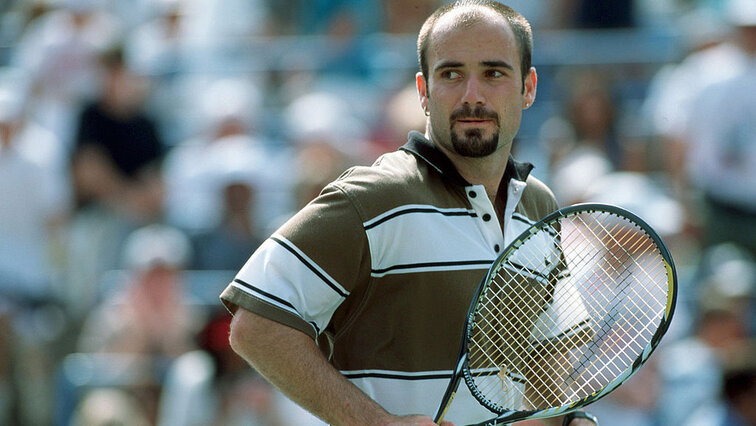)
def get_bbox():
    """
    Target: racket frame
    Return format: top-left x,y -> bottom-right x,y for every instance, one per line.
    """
433,203 -> 677,425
